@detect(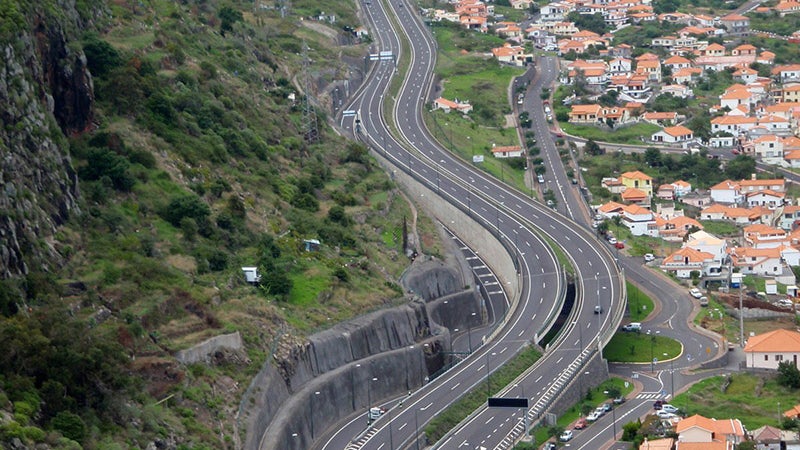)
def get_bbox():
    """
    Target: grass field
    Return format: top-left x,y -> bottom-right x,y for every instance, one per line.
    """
560,122 -> 660,144
604,332 -> 682,363
626,282 -> 655,322
699,220 -> 740,237
672,373 -> 792,430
